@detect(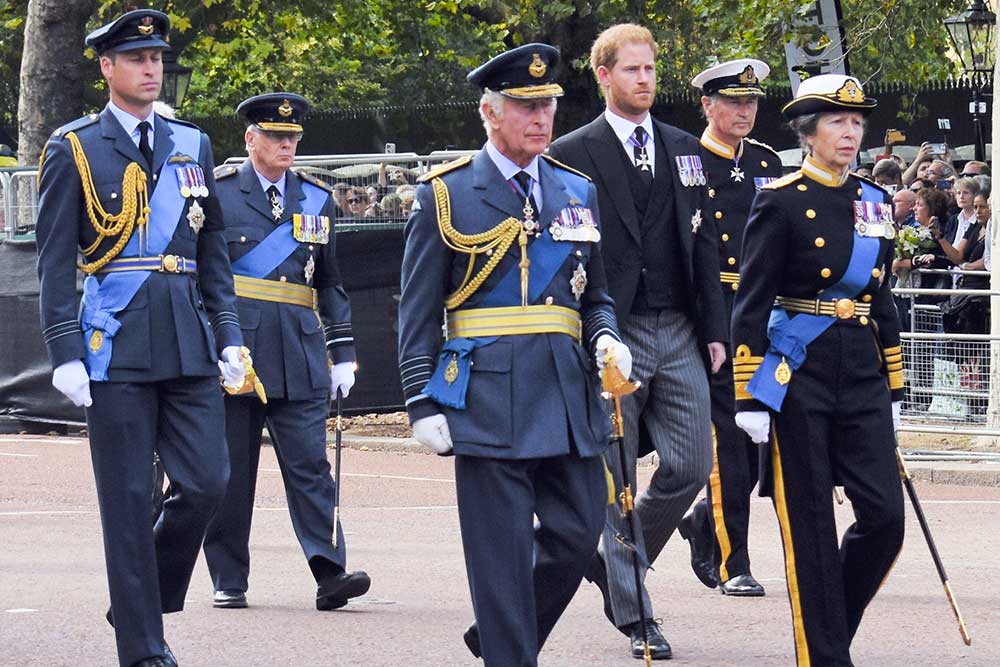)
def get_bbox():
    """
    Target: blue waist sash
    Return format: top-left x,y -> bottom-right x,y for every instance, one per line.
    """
231,180 -> 328,279
80,123 -> 202,381
746,181 -> 883,411
424,170 -> 590,409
